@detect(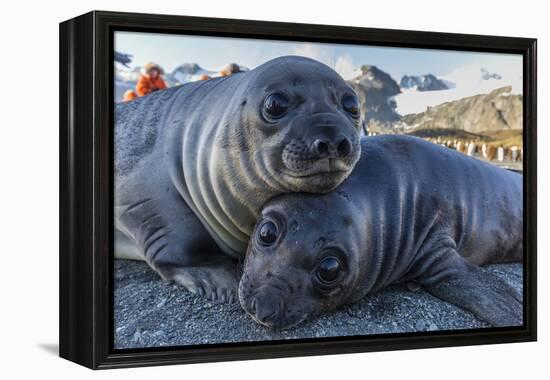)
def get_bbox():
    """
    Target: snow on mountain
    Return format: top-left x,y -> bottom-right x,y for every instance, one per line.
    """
116,66 -> 142,82
395,63 -> 522,115
171,63 -> 216,84
348,65 -> 401,131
